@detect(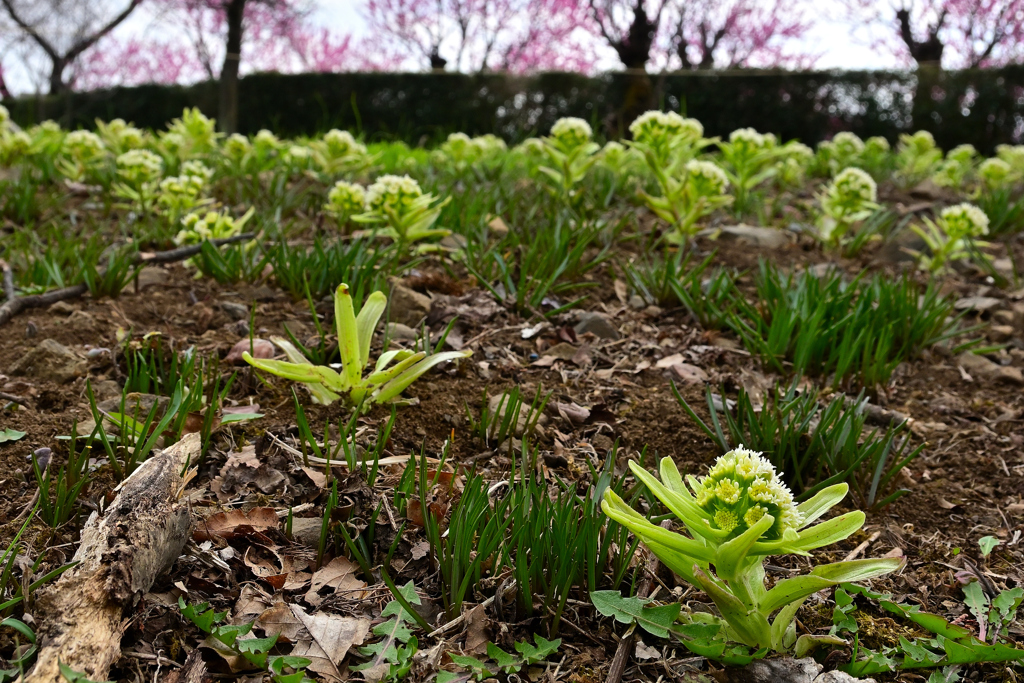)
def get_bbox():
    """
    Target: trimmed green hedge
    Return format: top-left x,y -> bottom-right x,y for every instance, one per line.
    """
6,67 -> 1024,152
